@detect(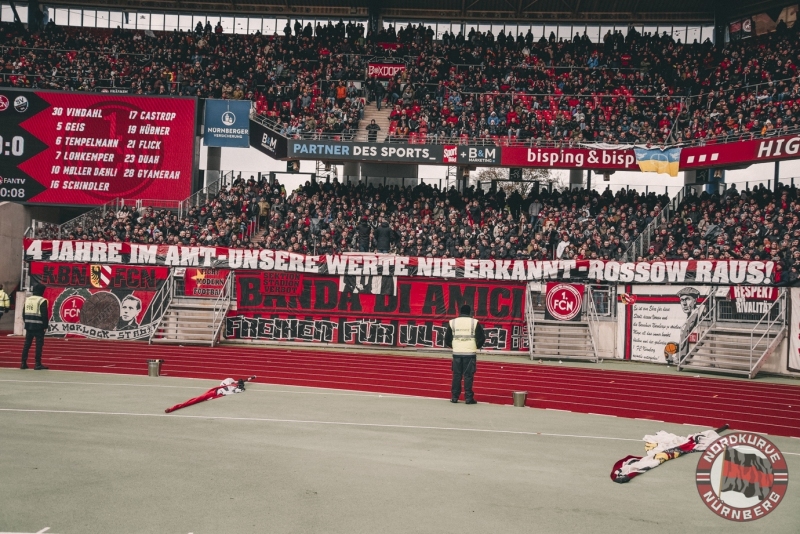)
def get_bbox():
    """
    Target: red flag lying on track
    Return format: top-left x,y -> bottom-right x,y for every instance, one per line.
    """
165,376 -> 256,413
